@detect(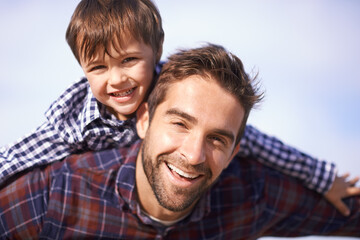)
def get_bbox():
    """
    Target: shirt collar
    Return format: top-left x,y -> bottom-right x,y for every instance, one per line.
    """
115,140 -> 141,210
79,87 -> 102,132
80,84 -> 136,132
